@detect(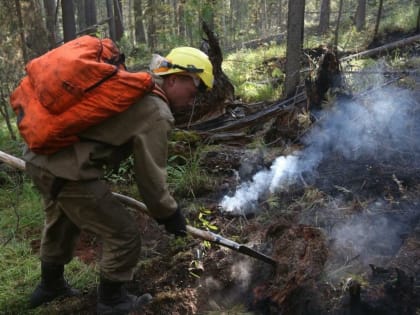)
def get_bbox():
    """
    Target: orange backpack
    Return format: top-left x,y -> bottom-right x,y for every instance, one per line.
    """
10,35 -> 164,155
